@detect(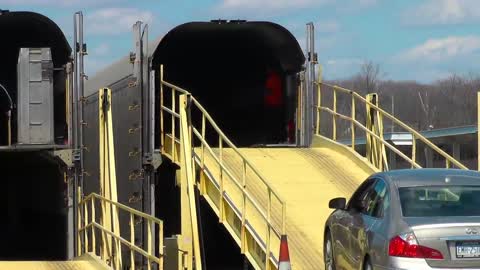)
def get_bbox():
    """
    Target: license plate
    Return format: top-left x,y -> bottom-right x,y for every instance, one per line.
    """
456,241 -> 480,258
